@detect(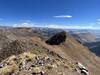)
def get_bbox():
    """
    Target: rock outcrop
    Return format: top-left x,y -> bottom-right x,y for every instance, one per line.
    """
46,31 -> 67,45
